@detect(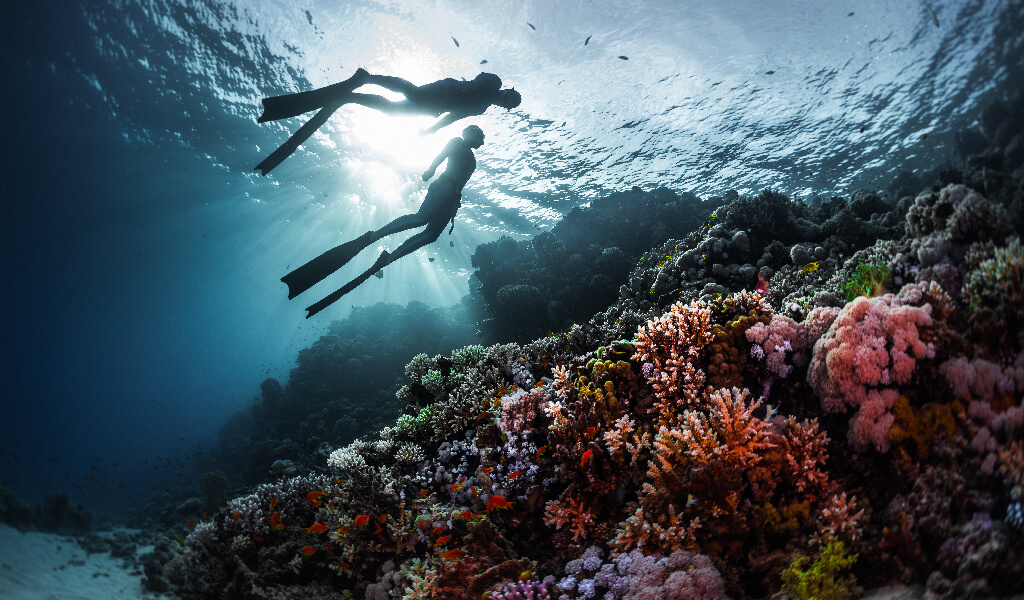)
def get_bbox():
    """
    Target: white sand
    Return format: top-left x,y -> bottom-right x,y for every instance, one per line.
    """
0,524 -> 162,600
